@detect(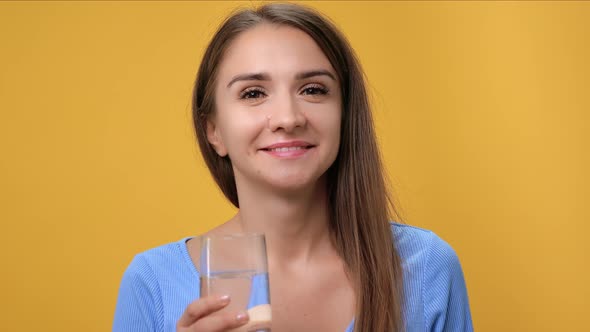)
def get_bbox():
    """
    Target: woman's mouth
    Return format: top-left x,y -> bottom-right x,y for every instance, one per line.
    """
260,141 -> 315,158
266,146 -> 307,152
